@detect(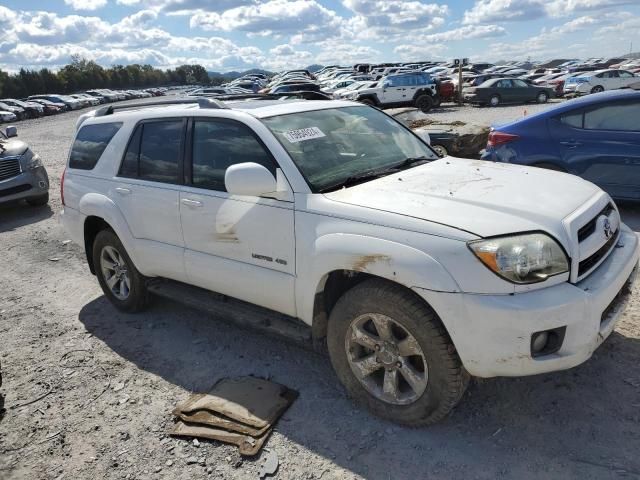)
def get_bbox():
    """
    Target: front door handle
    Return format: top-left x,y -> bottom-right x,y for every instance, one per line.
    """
115,187 -> 131,195
560,140 -> 582,148
181,198 -> 203,208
